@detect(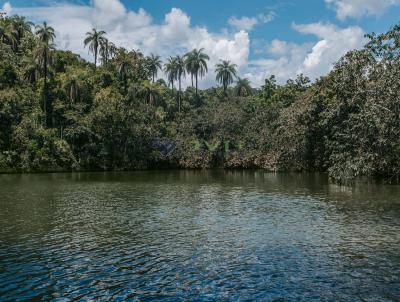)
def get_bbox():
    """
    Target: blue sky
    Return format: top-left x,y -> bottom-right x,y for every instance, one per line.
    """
2,0 -> 400,87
